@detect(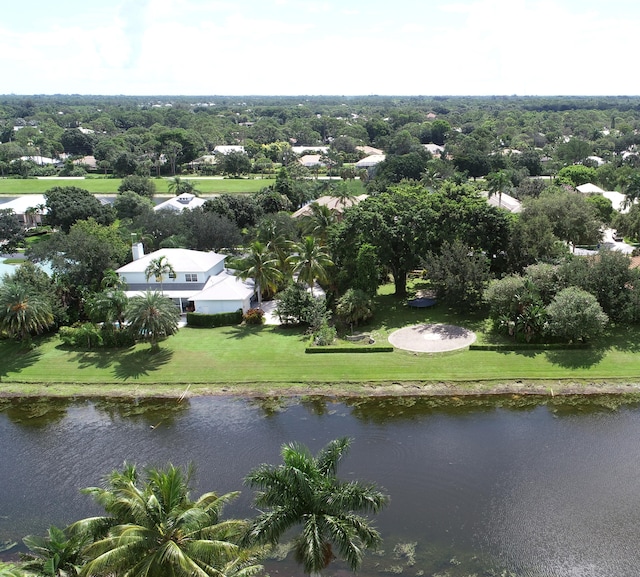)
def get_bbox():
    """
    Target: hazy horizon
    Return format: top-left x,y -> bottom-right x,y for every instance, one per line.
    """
4,0 -> 640,97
